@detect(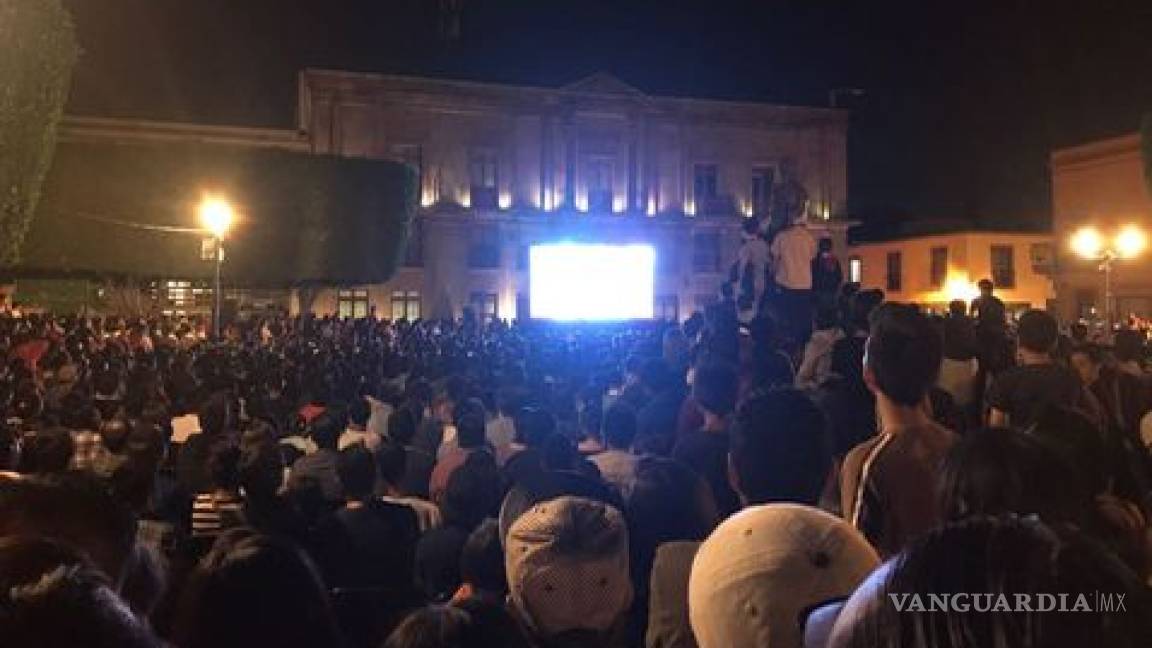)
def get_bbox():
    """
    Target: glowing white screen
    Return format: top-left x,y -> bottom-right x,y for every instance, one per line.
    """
529,244 -> 655,321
